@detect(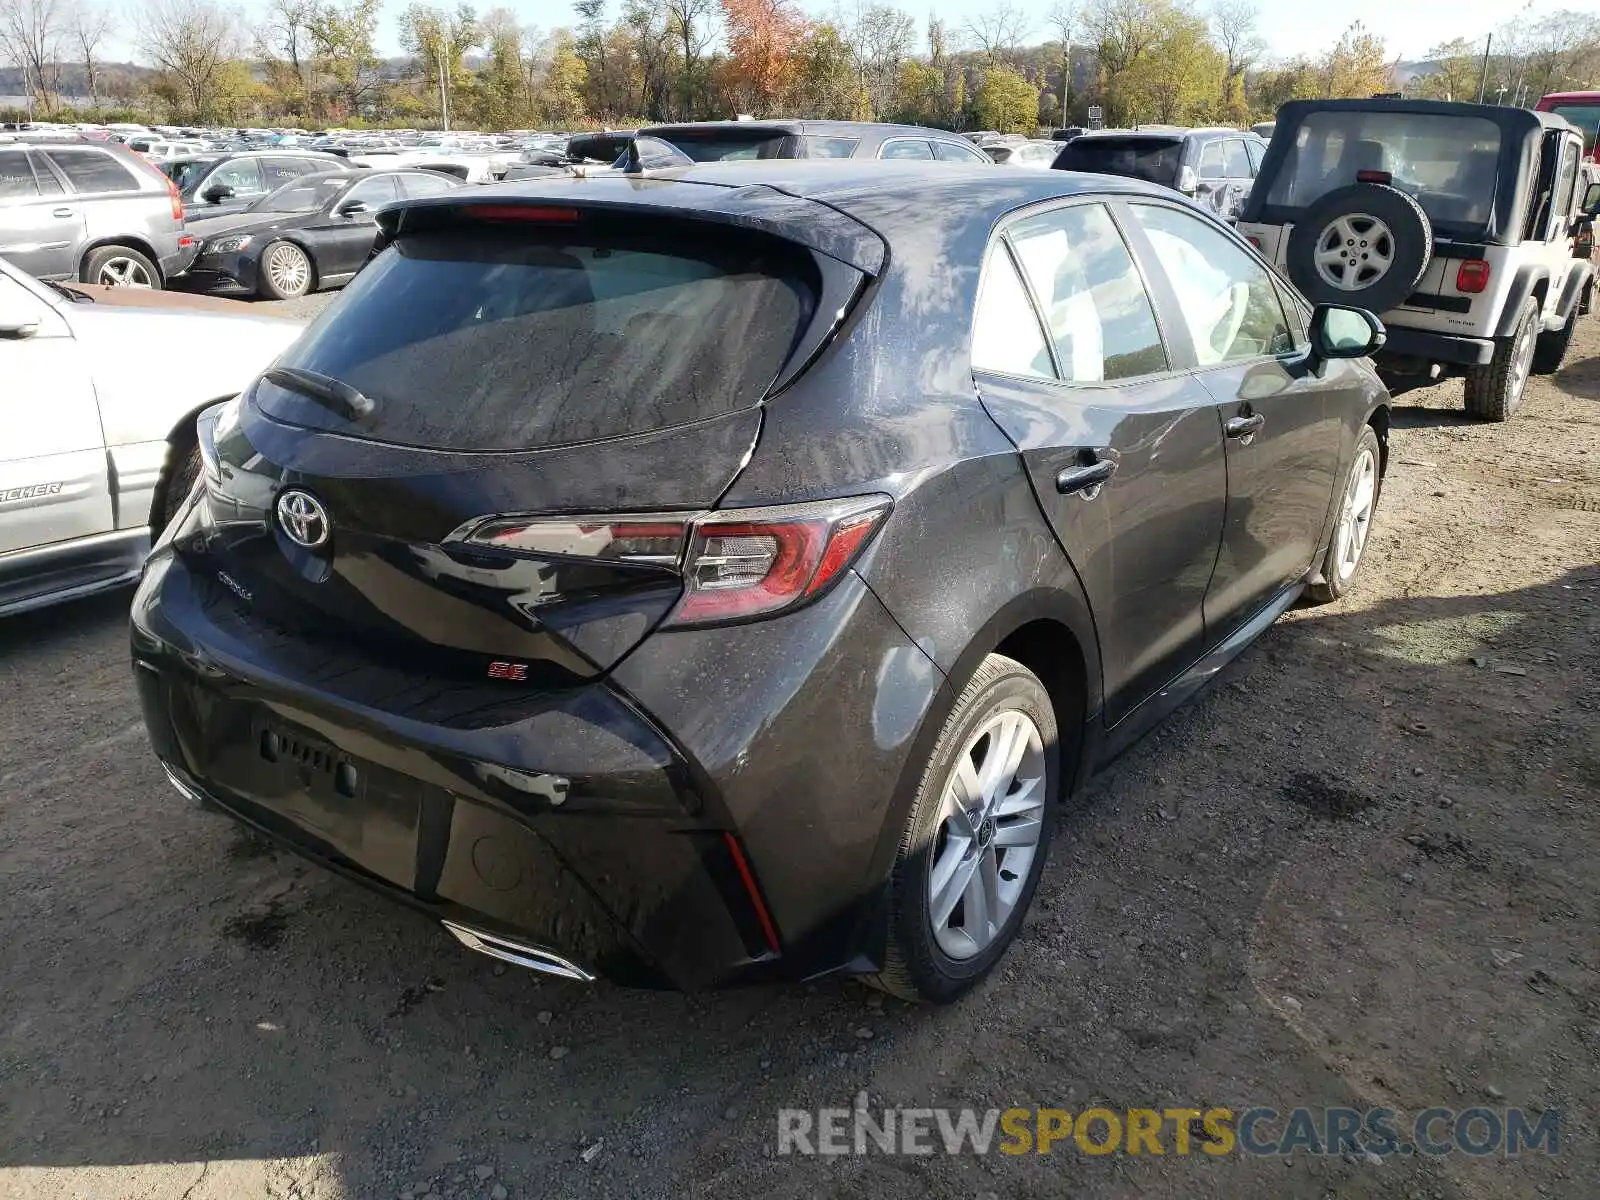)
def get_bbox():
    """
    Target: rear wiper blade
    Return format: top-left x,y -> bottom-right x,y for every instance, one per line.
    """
263,366 -> 375,421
